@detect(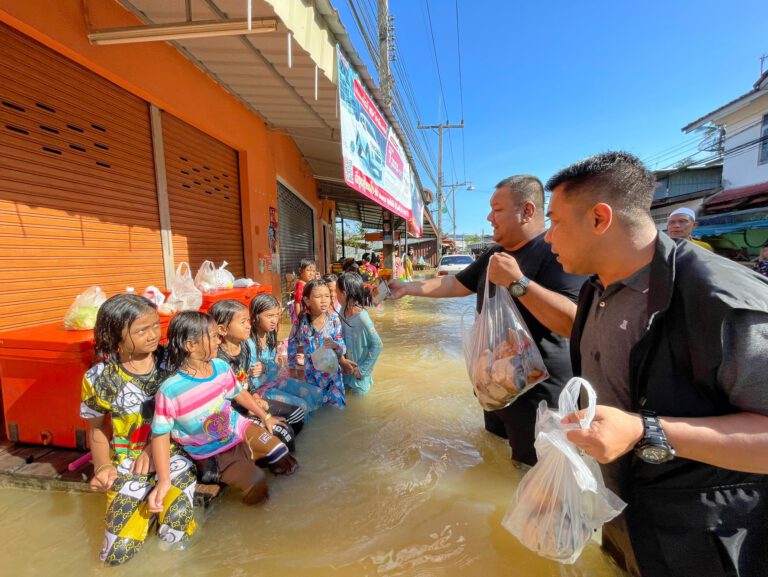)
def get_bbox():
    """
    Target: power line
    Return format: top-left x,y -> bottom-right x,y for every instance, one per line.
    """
454,0 -> 467,182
